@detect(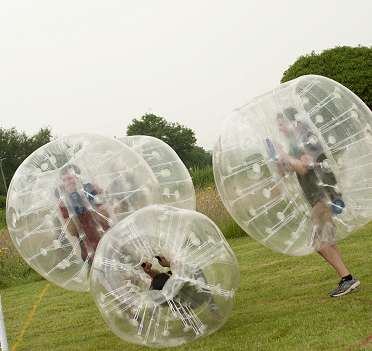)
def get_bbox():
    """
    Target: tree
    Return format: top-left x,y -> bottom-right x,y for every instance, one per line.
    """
184,145 -> 212,168
127,114 -> 211,168
281,46 -> 372,109
0,127 -> 52,195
